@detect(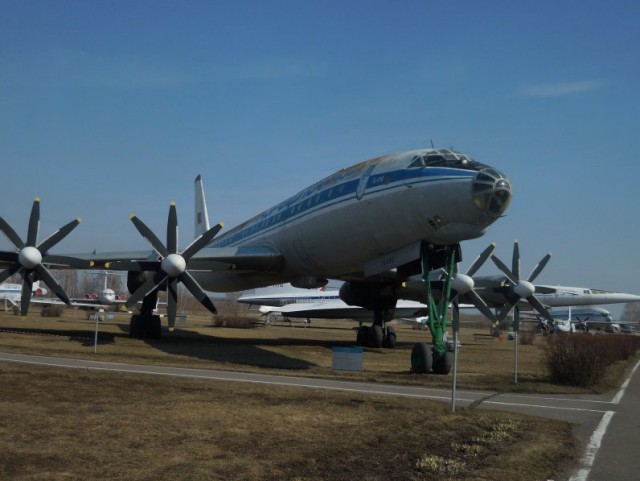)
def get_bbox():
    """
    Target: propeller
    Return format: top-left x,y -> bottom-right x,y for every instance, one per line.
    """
491,240 -> 555,326
121,202 -> 223,330
450,242 -> 498,325
0,198 -> 84,315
